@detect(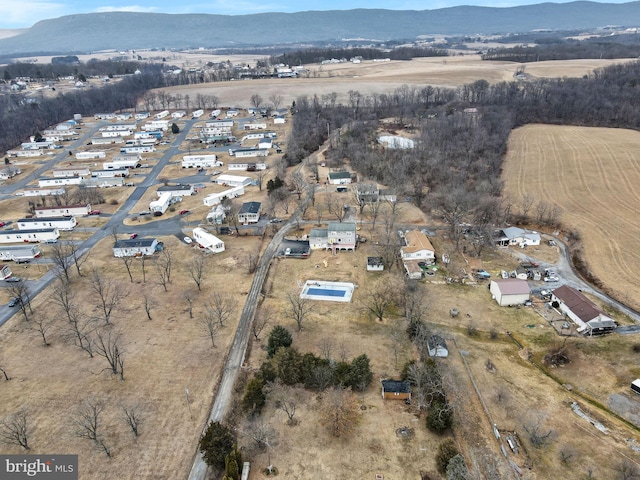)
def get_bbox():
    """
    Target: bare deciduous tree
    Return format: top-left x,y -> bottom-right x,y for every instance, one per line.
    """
320,387 -> 360,438
32,315 -> 55,346
325,193 -> 348,222
252,305 -> 273,341
523,413 -> 555,448
360,280 -> 397,322
206,292 -> 236,327
183,290 -> 195,319
0,410 -> 30,450
266,381 -> 301,426
287,291 -> 311,332
186,255 -> 207,291
251,93 -> 263,108
269,94 -> 282,110
318,337 -> 334,360
121,255 -> 135,282
9,283 -> 32,322
155,250 -> 173,292
200,310 -> 221,348
121,403 -> 143,437
91,269 -> 127,325
49,242 -> 75,283
94,330 -> 125,380
71,398 -> 111,457
142,292 -> 153,320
